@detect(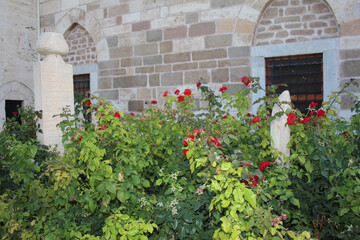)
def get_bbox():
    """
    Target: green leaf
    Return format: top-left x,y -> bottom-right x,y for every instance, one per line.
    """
222,199 -> 230,208
106,182 -> 117,194
155,179 -> 162,186
221,217 -> 231,233
244,188 -> 256,208
338,208 -> 349,216
221,162 -> 232,171
304,161 -> 313,173
117,191 -> 126,203
225,185 -> 233,198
